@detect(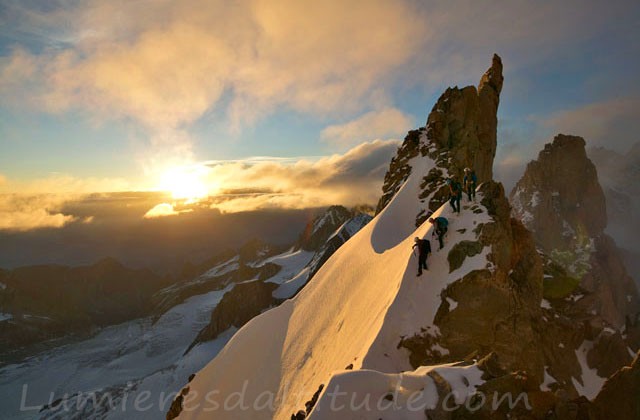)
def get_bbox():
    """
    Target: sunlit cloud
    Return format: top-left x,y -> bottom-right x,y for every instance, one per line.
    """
0,173 -> 133,231
143,202 -> 192,219
0,0 -> 425,129
0,194 -> 76,231
320,108 -> 414,148
201,139 -> 400,211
